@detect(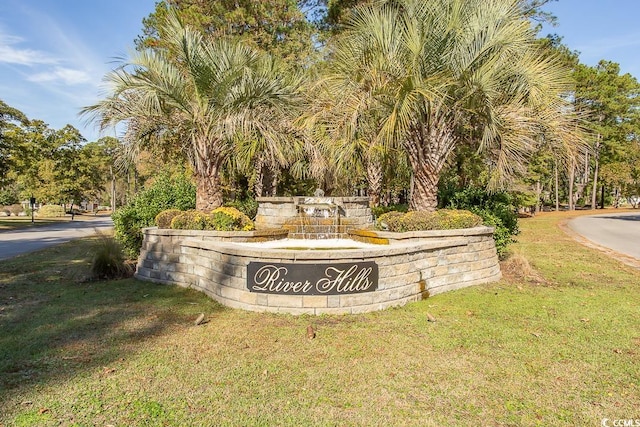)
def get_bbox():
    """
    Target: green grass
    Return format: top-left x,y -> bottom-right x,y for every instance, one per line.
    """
0,211 -> 638,426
